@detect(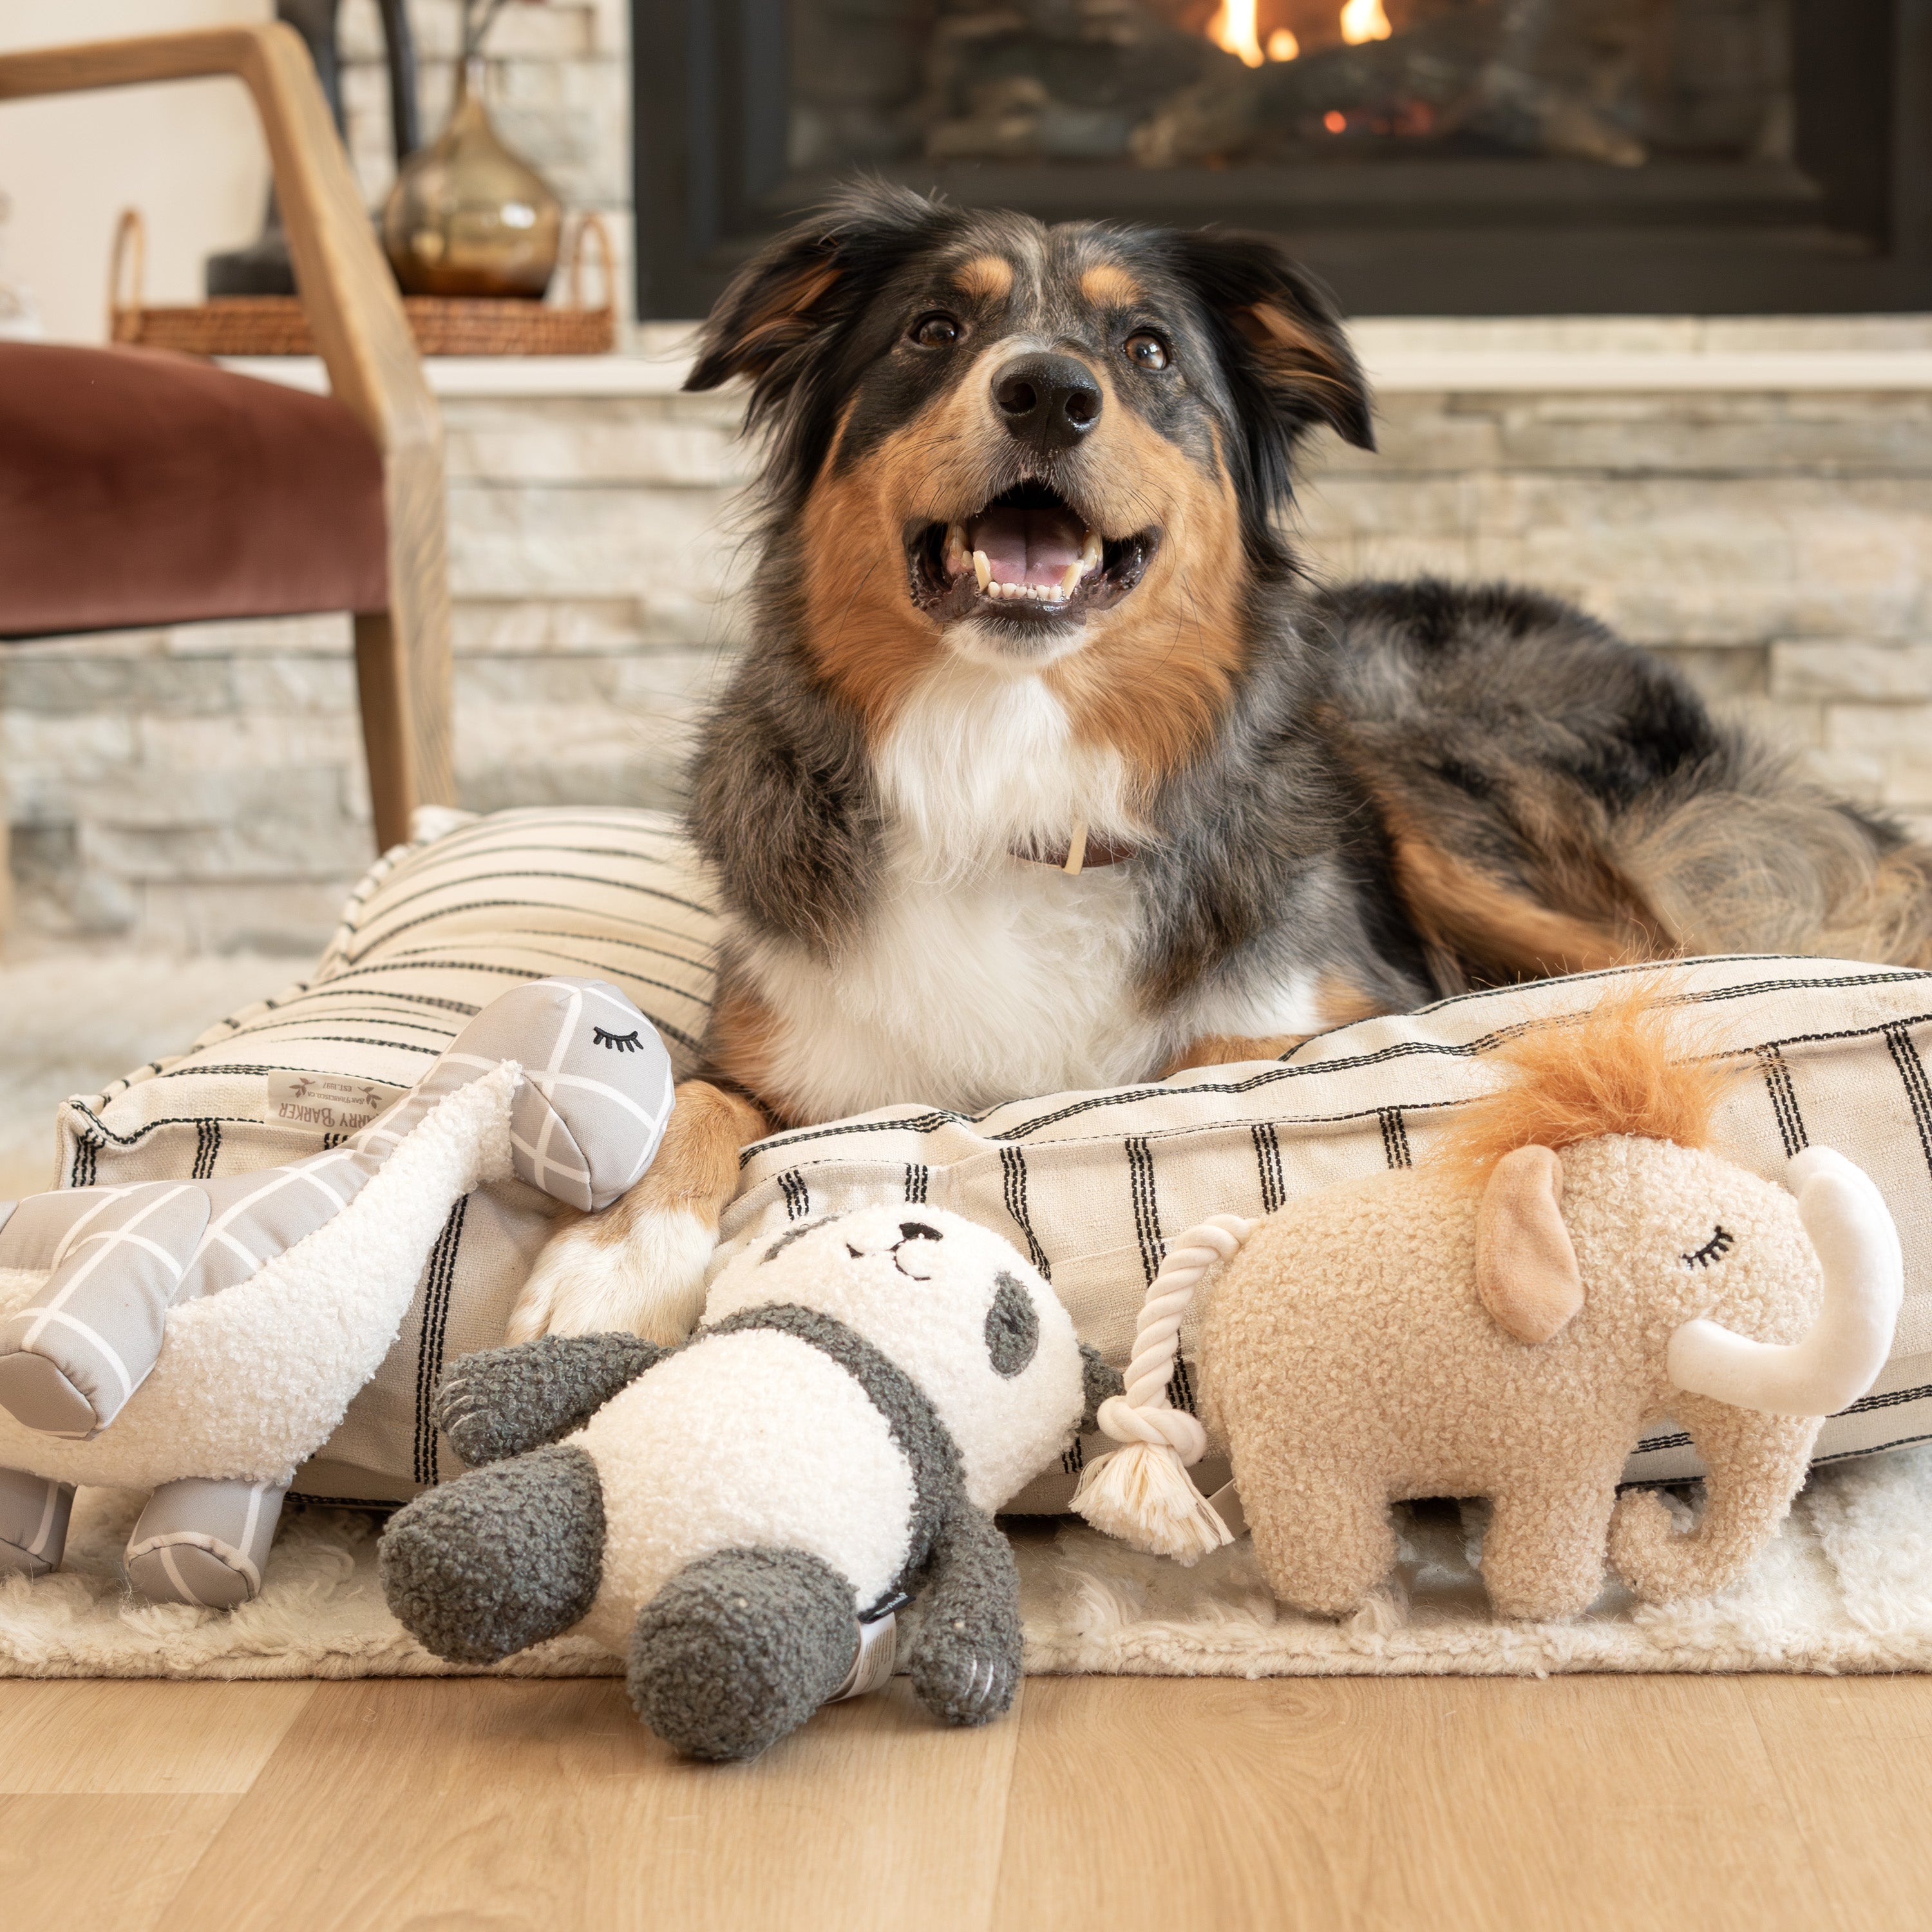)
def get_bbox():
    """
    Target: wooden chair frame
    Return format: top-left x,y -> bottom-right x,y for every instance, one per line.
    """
0,23 -> 455,873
